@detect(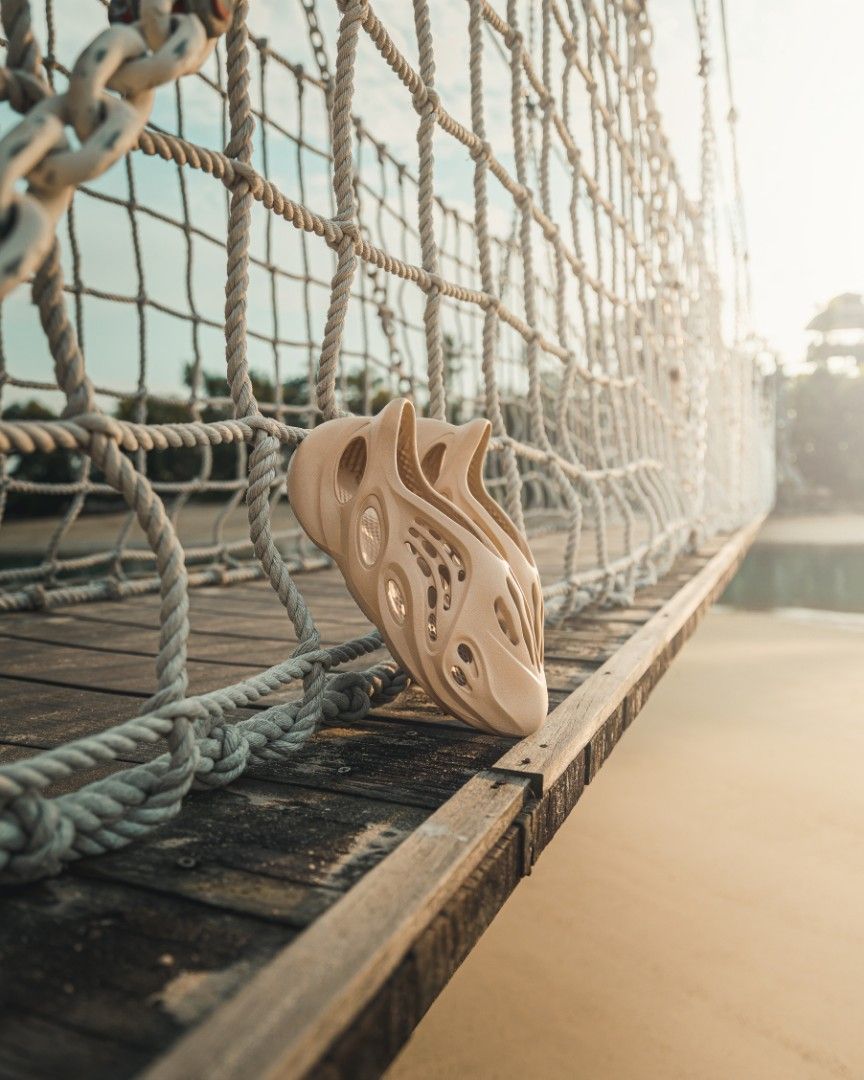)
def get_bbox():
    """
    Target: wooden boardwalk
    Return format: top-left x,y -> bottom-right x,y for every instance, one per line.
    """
0,520 -> 760,1080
